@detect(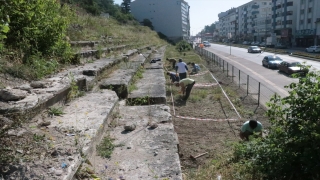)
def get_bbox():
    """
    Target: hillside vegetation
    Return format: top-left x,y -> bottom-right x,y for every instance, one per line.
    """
0,0 -> 165,81
1,1 -> 320,179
